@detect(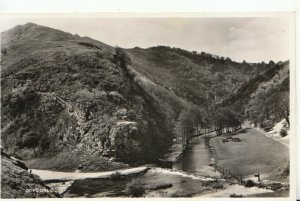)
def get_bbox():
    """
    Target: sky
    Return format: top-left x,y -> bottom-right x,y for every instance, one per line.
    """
0,16 -> 291,63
